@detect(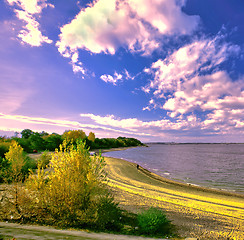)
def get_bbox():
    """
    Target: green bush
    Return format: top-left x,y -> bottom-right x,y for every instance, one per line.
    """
14,137 -> 32,153
137,207 -> 170,235
0,142 -> 11,158
95,195 -> 123,231
22,156 -> 37,178
0,157 -> 11,183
